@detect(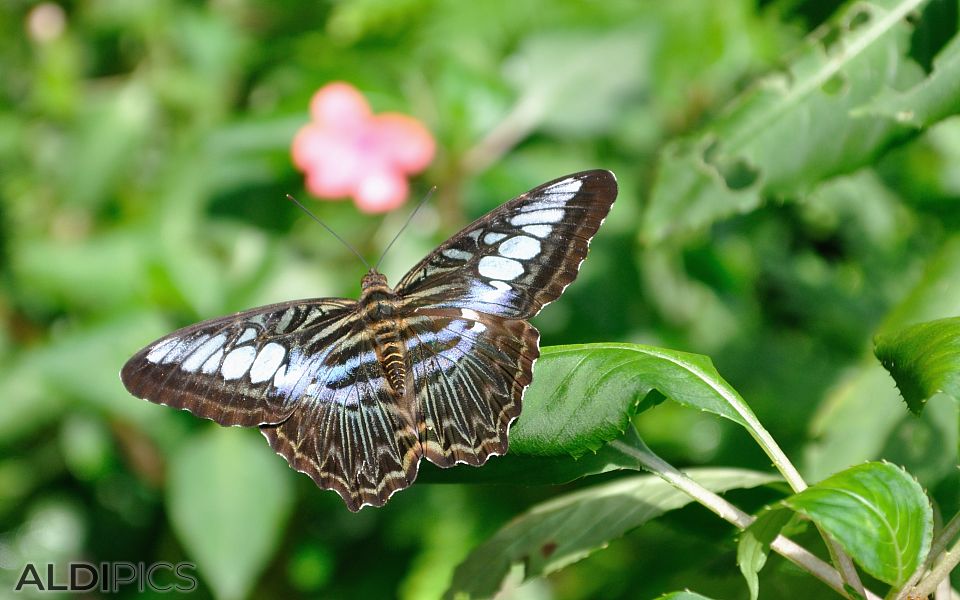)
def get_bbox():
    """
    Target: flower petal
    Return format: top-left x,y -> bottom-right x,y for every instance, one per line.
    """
354,169 -> 409,213
310,82 -> 371,130
291,125 -> 338,171
305,150 -> 366,198
374,113 -> 436,172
